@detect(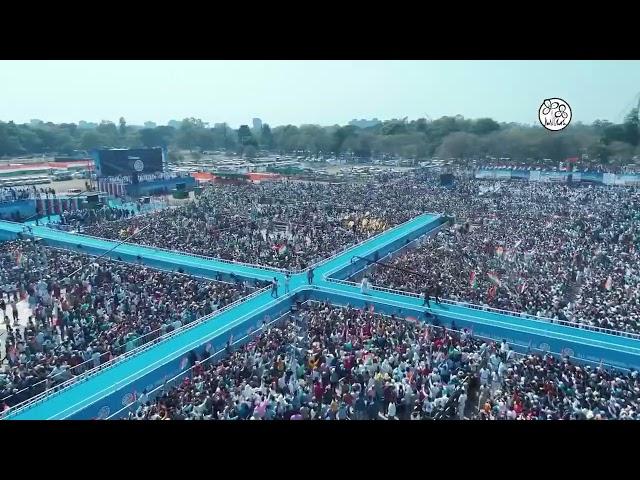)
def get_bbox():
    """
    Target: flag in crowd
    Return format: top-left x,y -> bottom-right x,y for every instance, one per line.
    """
487,272 -> 501,287
487,284 -> 497,302
517,279 -> 527,294
605,275 -> 613,291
